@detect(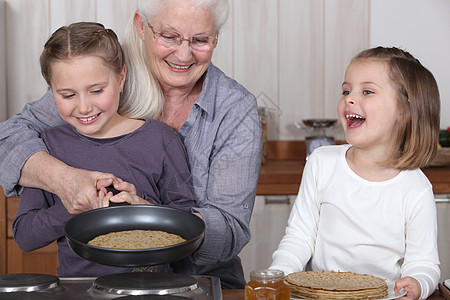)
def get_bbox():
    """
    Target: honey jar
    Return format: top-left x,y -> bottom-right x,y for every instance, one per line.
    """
245,269 -> 290,300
